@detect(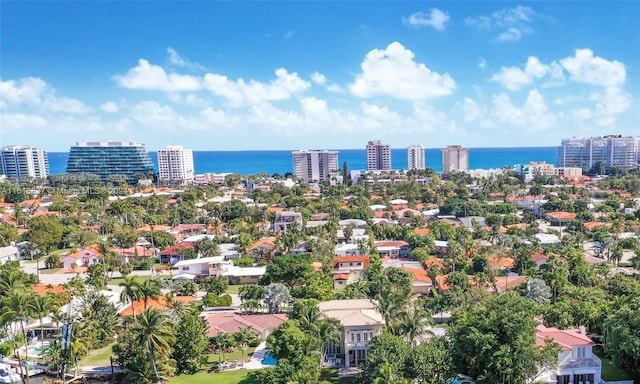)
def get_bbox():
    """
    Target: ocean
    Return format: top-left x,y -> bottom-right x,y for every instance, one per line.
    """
47,147 -> 559,176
